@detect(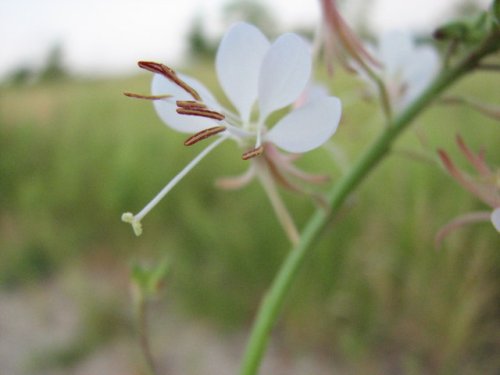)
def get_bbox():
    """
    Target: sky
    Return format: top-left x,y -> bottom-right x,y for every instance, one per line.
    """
0,0 -> 491,79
